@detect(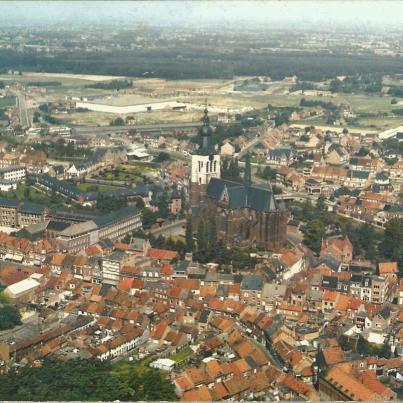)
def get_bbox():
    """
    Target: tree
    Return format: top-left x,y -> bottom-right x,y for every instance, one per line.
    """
38,103 -> 49,113
96,195 -> 127,213
185,218 -> 193,252
356,336 -> 372,356
110,117 -> 125,126
380,218 -> 403,274
257,166 -> 277,181
135,198 -> 145,209
316,195 -> 326,212
208,212 -> 217,253
356,147 -> 369,156
180,187 -> 187,212
157,191 -> 170,218
33,111 -> 41,123
356,336 -> 391,358
155,152 -> 170,163
0,358 -> 176,401
0,291 -> 10,304
0,305 -> 21,330
23,186 -> 30,200
141,208 -> 159,229
304,219 -> 326,253
197,220 -> 207,254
